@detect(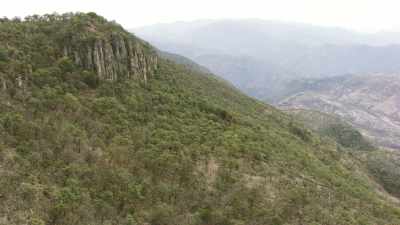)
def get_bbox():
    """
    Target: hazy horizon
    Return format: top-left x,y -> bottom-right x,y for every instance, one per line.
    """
133,18 -> 369,34
3,0 -> 400,33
